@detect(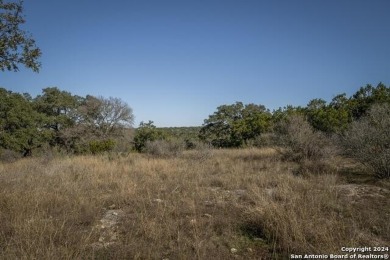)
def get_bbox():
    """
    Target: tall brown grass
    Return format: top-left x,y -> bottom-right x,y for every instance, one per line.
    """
0,148 -> 388,259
